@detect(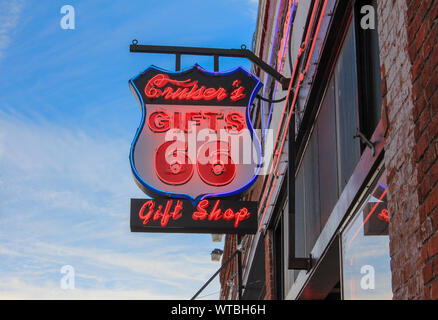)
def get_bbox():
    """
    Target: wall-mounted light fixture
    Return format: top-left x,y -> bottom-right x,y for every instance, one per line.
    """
210,249 -> 224,262
211,234 -> 224,242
